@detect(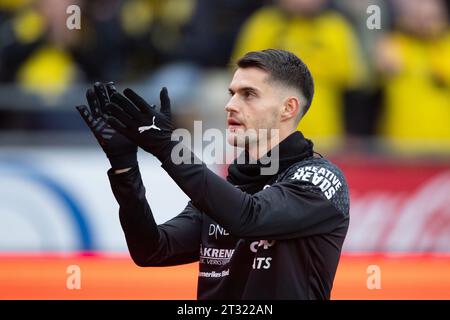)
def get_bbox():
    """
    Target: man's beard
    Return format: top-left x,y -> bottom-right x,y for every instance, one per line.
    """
227,127 -> 280,159
227,128 -> 256,148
